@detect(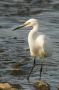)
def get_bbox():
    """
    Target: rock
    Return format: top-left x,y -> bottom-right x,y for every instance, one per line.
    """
0,82 -> 23,90
0,83 -> 11,89
34,80 -> 50,90
57,84 -> 59,90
